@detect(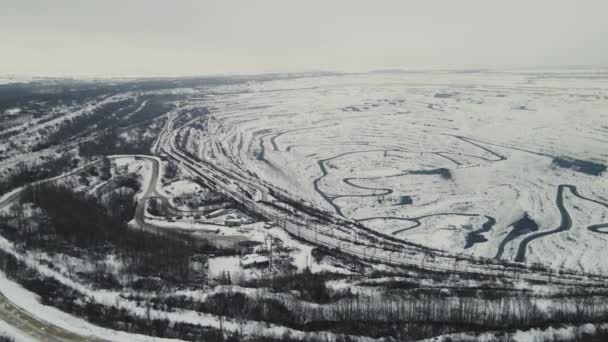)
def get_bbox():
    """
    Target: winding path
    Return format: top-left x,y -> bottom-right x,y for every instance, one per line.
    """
270,123 -> 338,152
312,149 -> 387,216
130,155 -> 246,248
514,185 -> 608,262
342,177 -> 393,196
356,213 -> 480,236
